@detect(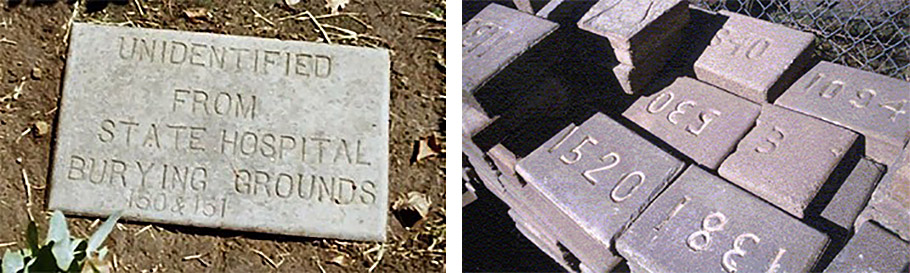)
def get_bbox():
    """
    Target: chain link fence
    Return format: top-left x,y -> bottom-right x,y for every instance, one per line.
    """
690,0 -> 910,81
